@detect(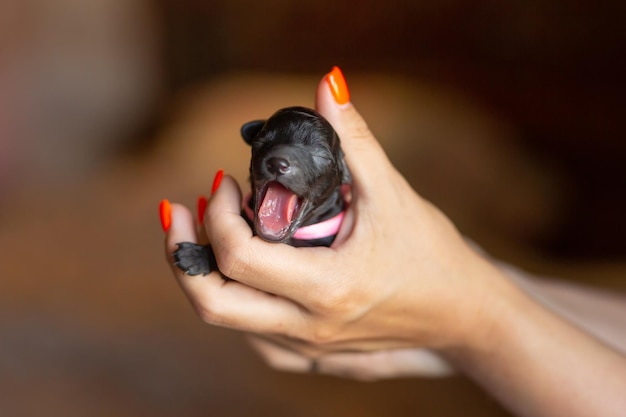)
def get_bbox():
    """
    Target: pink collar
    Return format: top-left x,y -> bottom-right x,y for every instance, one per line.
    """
243,193 -> 345,241
293,210 -> 345,240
